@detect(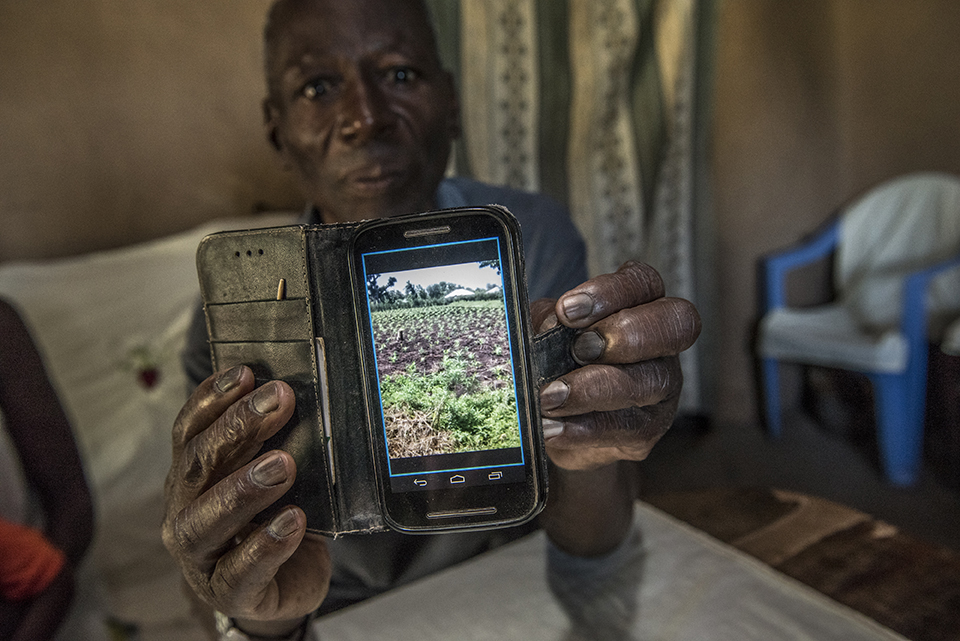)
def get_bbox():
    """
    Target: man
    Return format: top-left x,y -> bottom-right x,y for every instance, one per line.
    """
163,0 -> 701,638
